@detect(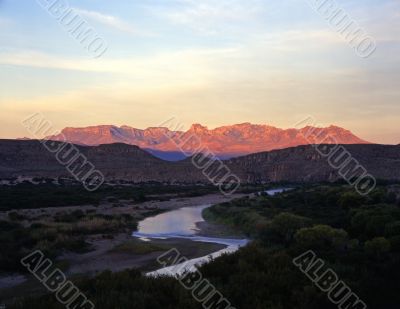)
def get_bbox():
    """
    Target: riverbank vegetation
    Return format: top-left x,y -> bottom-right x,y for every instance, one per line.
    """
0,182 -> 223,211
0,211 -> 138,274
6,184 -> 400,308
201,184 -> 400,308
